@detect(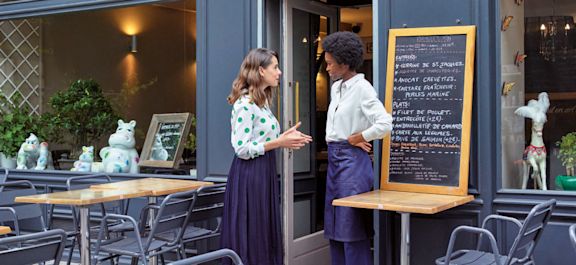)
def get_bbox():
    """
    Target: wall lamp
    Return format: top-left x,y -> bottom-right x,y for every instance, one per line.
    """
129,35 -> 138,53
